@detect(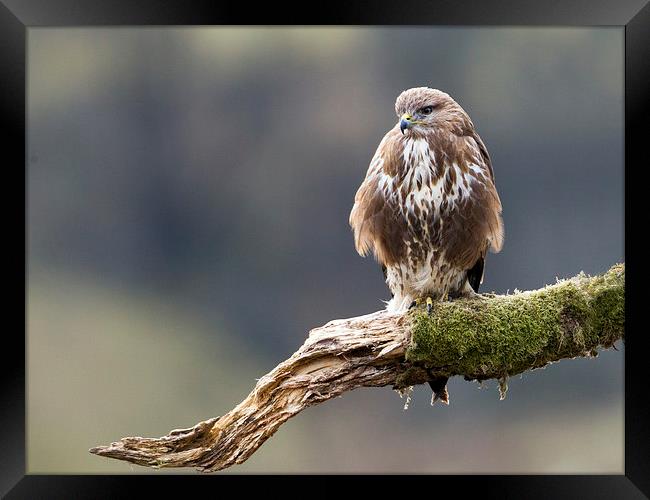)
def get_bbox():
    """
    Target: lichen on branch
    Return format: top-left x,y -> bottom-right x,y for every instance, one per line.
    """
89,263 -> 624,473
